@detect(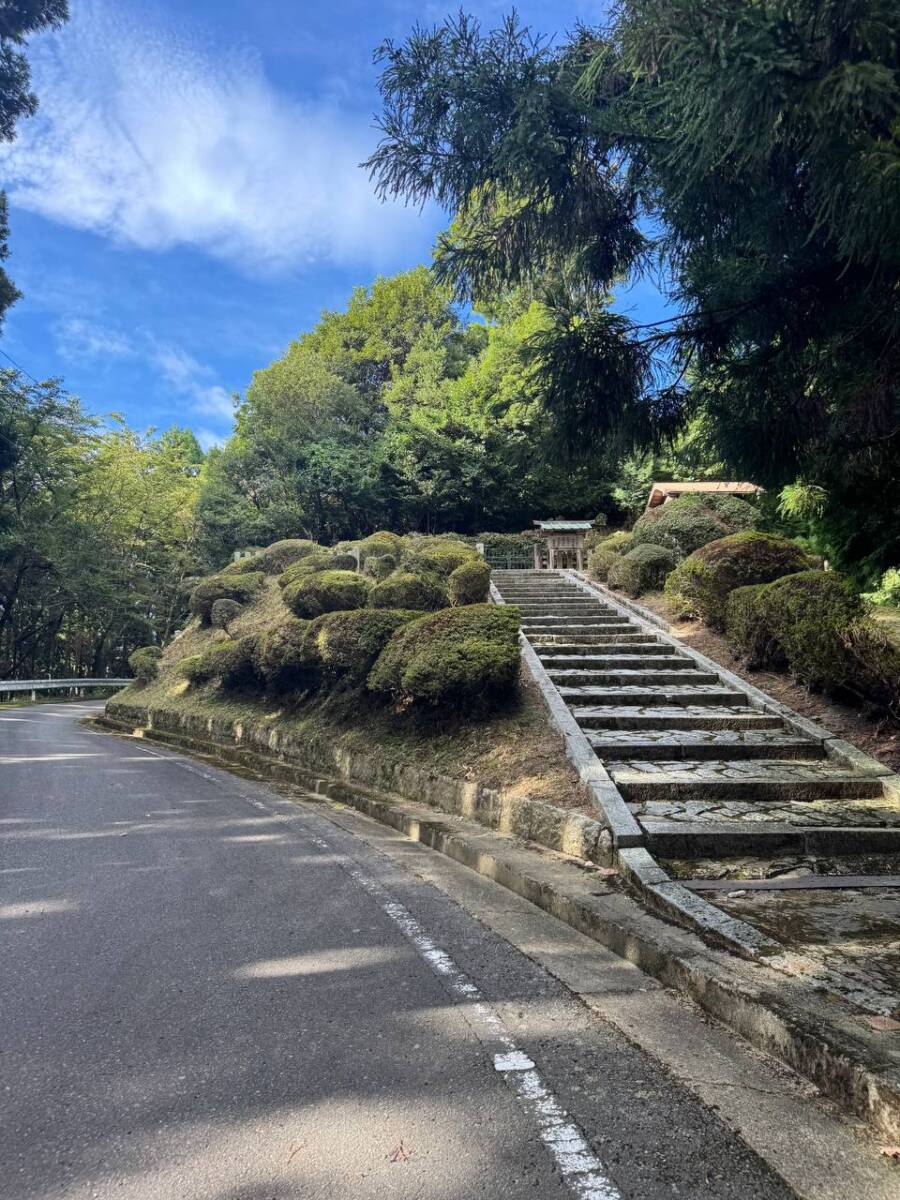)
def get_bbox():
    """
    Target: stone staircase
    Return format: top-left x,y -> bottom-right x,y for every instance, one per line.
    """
492,570 -> 899,864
